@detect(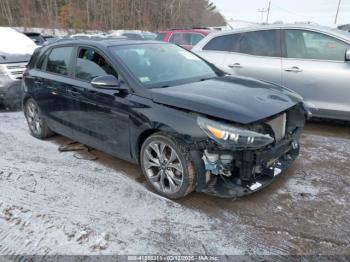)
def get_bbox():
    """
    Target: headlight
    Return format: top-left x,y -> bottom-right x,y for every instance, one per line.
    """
197,116 -> 274,150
